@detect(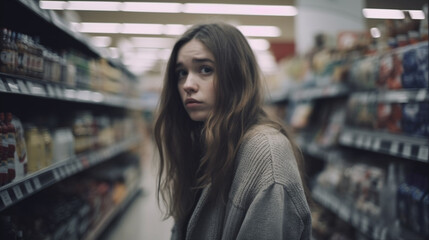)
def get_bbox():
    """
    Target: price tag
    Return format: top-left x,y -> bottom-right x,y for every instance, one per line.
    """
55,86 -> 64,98
390,142 -> 399,155
416,89 -> 427,101
0,191 -> 13,207
65,165 -> 72,175
24,181 -> 34,194
339,205 -> 351,221
402,144 -> 412,158
46,84 -> 56,97
373,138 -> 381,151
356,135 -> 364,148
7,78 -> 20,93
33,178 -> 42,189
28,82 -> 47,96
417,146 -> 429,162
17,80 -> 29,94
364,136 -> 372,149
64,89 -> 76,99
12,186 -> 24,200
53,169 -> 60,180
0,78 -> 7,91
59,167 -> 66,177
